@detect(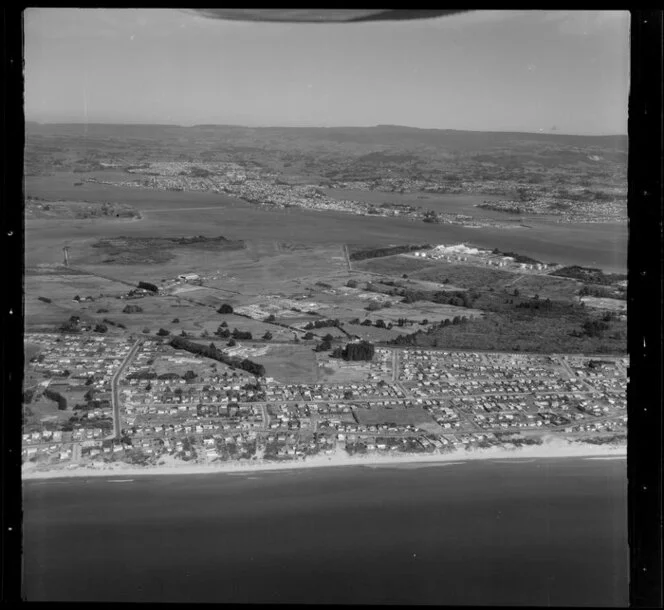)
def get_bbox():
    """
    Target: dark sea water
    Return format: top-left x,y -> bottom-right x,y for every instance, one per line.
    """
23,458 -> 627,605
